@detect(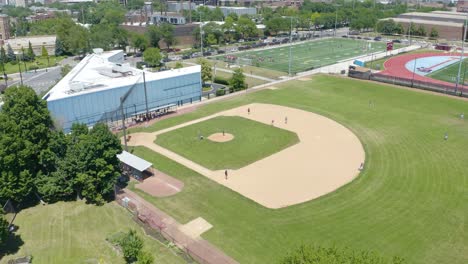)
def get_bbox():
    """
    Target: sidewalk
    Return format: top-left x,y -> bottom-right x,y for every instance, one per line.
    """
116,188 -> 239,264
